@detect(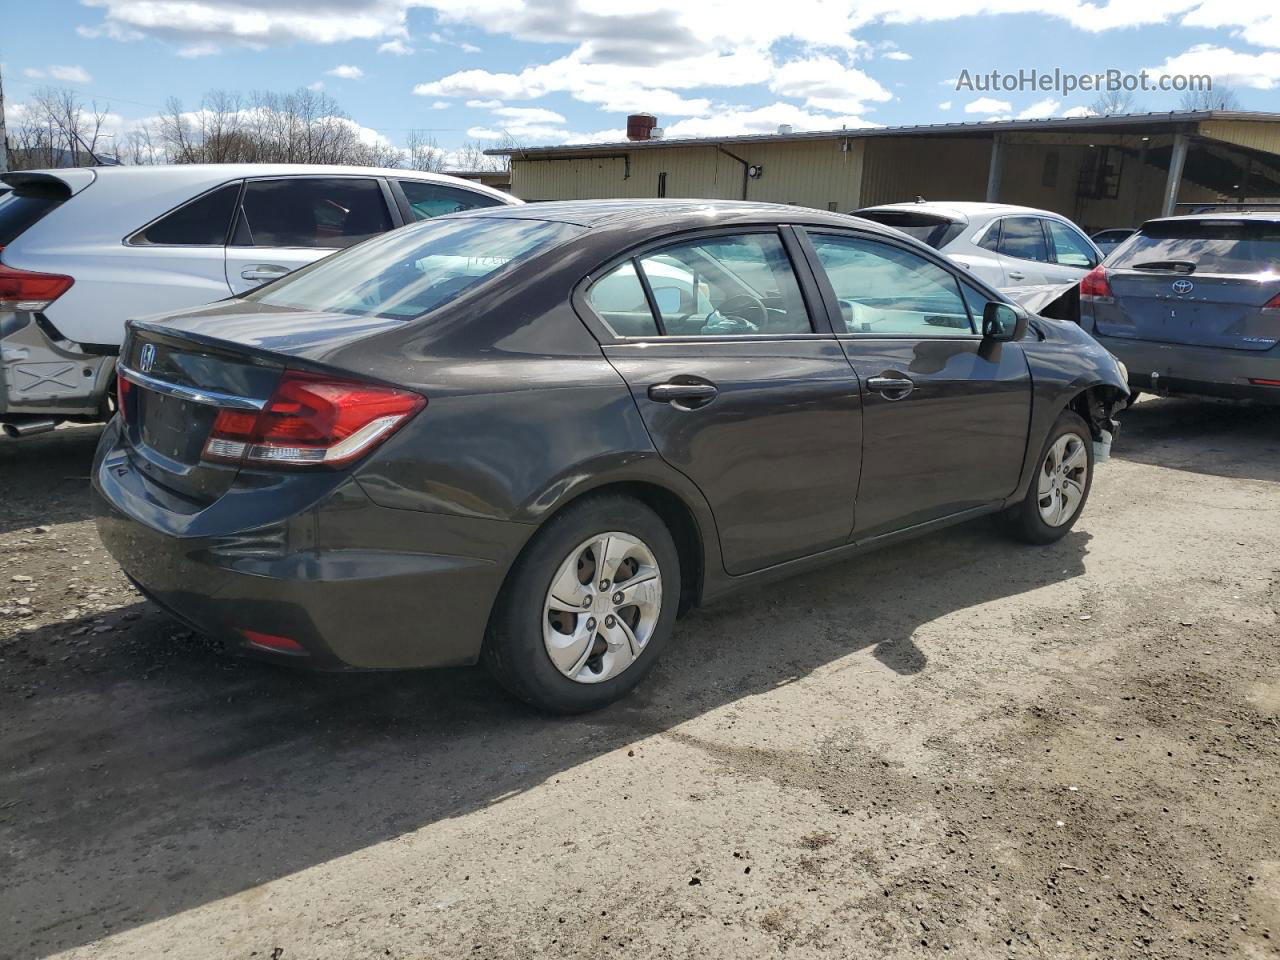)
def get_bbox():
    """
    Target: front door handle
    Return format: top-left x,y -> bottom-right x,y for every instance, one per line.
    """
1006,271 -> 1026,281
648,381 -> 718,409
240,265 -> 290,283
867,375 -> 914,400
